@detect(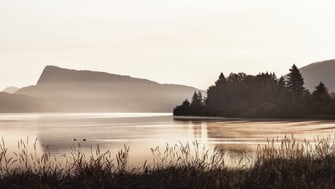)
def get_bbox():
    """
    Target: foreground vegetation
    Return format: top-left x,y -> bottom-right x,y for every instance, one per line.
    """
2,137 -> 335,188
174,64 -> 335,118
